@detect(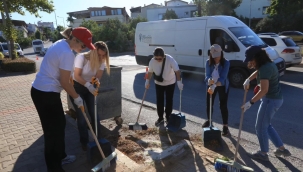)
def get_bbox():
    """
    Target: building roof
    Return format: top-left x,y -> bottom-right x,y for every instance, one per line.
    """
67,7 -> 130,18
130,6 -> 141,13
165,0 -> 189,6
0,19 -> 27,27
